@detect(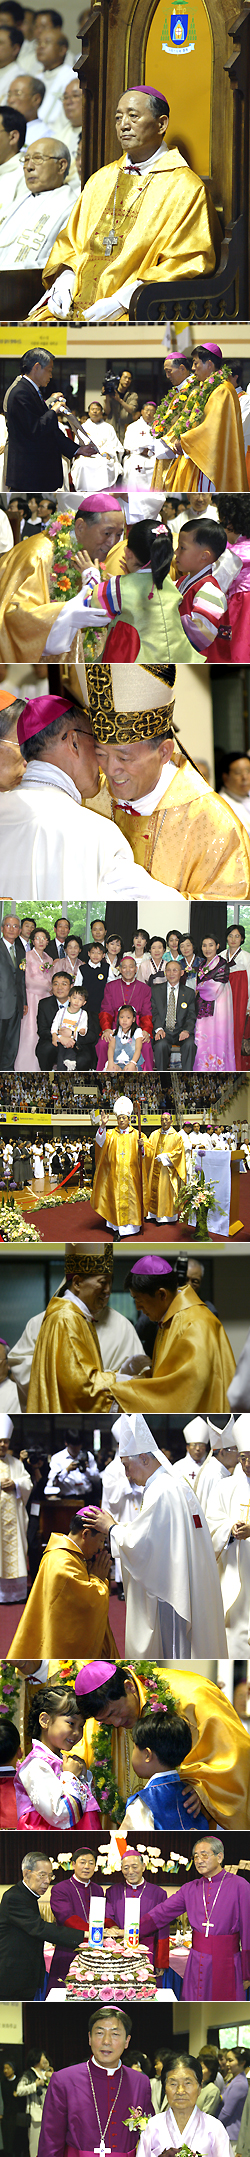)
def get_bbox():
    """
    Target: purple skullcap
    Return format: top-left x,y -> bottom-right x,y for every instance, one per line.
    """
131,1255 -> 174,1277
132,85 -> 169,104
76,1506 -> 102,1522
17,694 -> 73,748
76,495 -> 123,515
200,342 -> 222,362
75,1662 -> 117,1696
